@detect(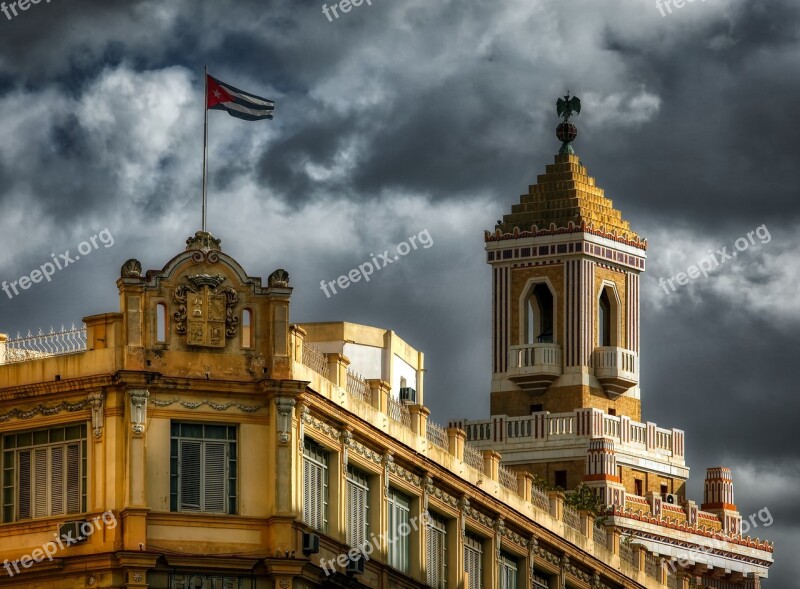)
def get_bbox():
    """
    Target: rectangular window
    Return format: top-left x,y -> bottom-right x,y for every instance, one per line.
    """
464,533 -> 483,589
170,423 -> 237,514
635,478 -> 643,496
426,512 -> 447,588
2,425 -> 87,522
303,438 -> 329,533
387,488 -> 411,573
554,470 -> 567,490
346,465 -> 369,549
500,553 -> 518,589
